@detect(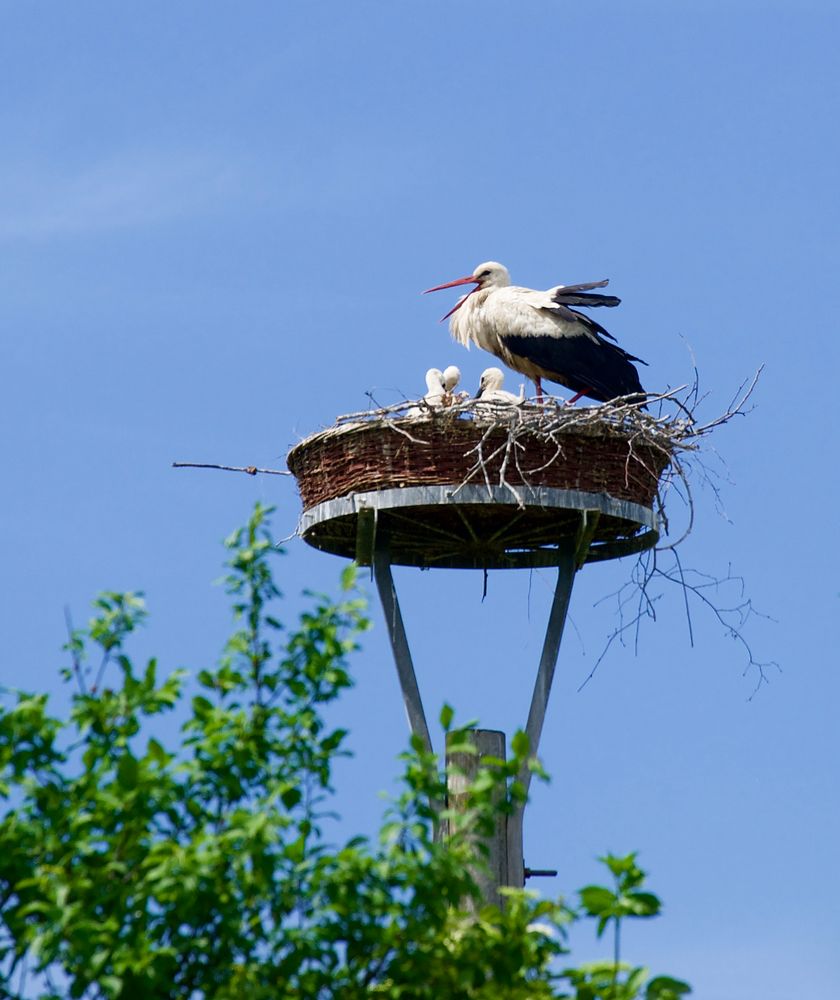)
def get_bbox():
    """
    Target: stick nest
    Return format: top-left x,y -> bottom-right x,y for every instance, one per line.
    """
286,373 -> 758,569
288,391 -> 699,513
